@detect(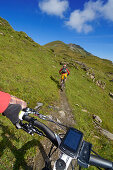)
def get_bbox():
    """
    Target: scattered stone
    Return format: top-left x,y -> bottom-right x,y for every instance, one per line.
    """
57,118 -> 61,124
81,65 -> 89,71
59,110 -> 66,117
90,74 -> 95,80
68,63 -> 78,69
47,115 -> 53,120
86,72 -> 107,89
93,135 -> 100,139
81,109 -> 88,113
93,119 -> 113,140
92,114 -> 102,123
75,104 -> 79,107
96,80 -> 106,89
34,102 -> 43,110
100,129 -> 113,140
109,92 -> 113,98
0,32 -> 4,35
